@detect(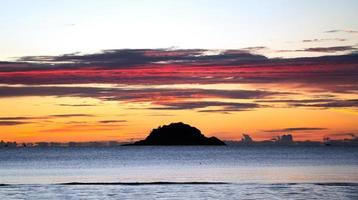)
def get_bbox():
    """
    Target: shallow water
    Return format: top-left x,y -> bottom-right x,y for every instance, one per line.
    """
0,146 -> 357,199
